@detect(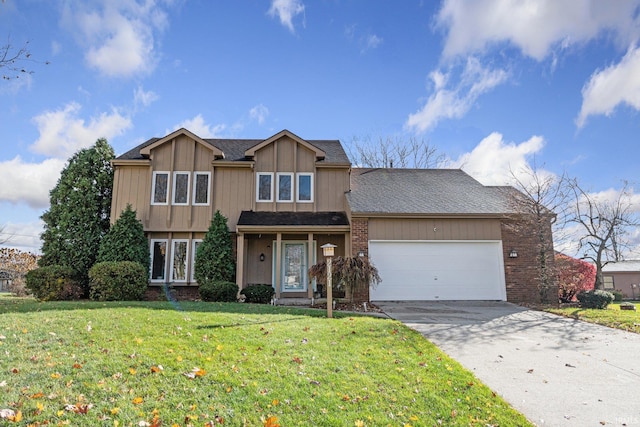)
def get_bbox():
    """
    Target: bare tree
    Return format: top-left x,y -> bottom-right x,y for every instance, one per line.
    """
569,179 -> 639,289
507,164 -> 570,303
0,224 -> 11,245
0,38 -> 36,81
346,135 -> 447,168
